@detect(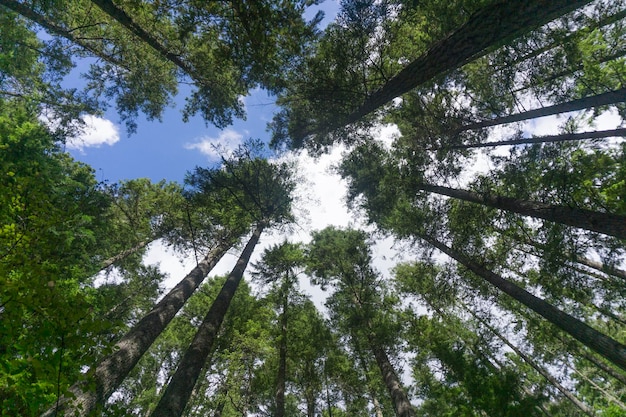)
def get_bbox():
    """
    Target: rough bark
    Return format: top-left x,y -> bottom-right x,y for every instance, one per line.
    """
455,87 -> 626,133
150,224 -> 263,417
418,182 -> 626,239
437,128 -> 626,150
462,303 -> 595,417
368,335 -> 416,417
315,0 -> 593,139
420,233 -> 626,371
41,242 -> 231,417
